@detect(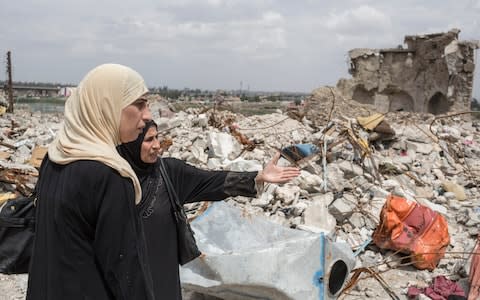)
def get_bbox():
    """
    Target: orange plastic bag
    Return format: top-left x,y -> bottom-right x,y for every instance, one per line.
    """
373,195 -> 450,270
